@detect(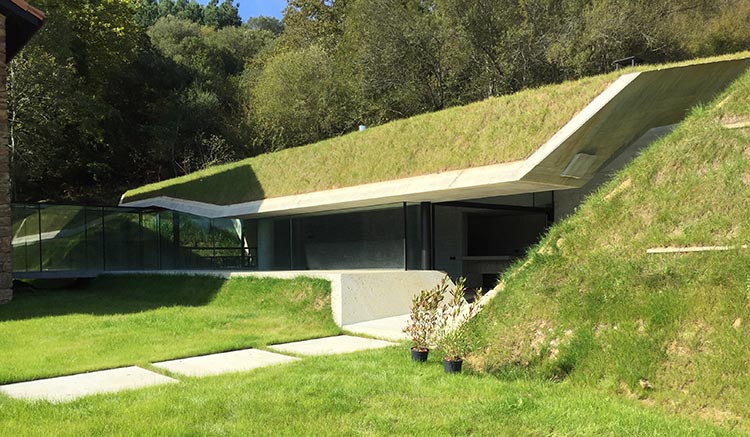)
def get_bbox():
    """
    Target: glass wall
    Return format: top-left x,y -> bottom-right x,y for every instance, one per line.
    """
12,202 -> 423,274
289,205 -> 406,270
11,204 -> 256,273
